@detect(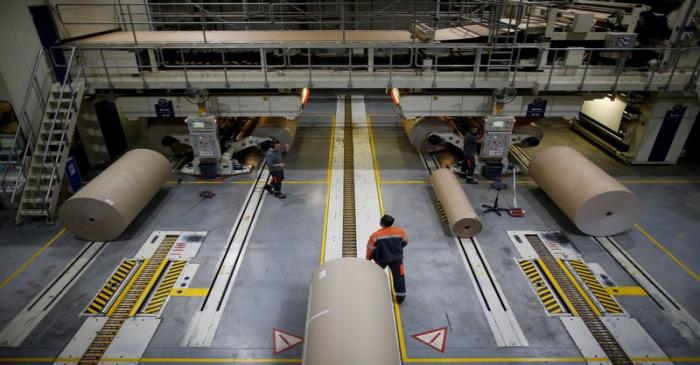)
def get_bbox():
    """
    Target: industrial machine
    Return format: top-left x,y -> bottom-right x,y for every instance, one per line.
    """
179,115 -> 254,177
572,93 -> 699,164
